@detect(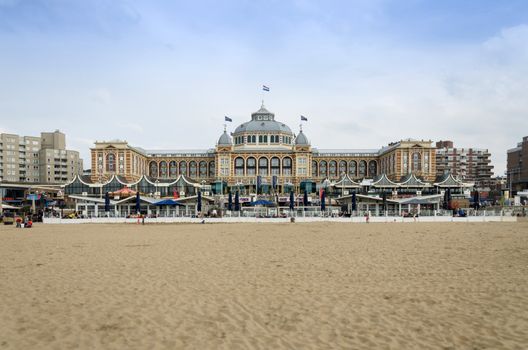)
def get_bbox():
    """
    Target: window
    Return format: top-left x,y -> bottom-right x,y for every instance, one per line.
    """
247,157 -> 256,175
368,160 -> 377,176
312,160 -> 318,177
258,157 -> 268,176
403,153 -> 409,174
235,157 -> 244,175
179,161 -> 187,176
258,135 -> 263,143
348,161 -> 357,177
319,161 -> 327,177
412,152 -> 421,172
251,135 -> 256,143
159,161 -> 167,177
199,161 -> 207,177
189,161 -> 197,177
208,161 -> 215,177
358,160 -> 367,177
149,161 -> 158,177
282,157 -> 292,175
339,161 -> 347,175
169,161 -> 177,177
263,135 -> 268,143
271,157 -> 280,175
106,153 -> 115,172
329,160 -> 337,178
